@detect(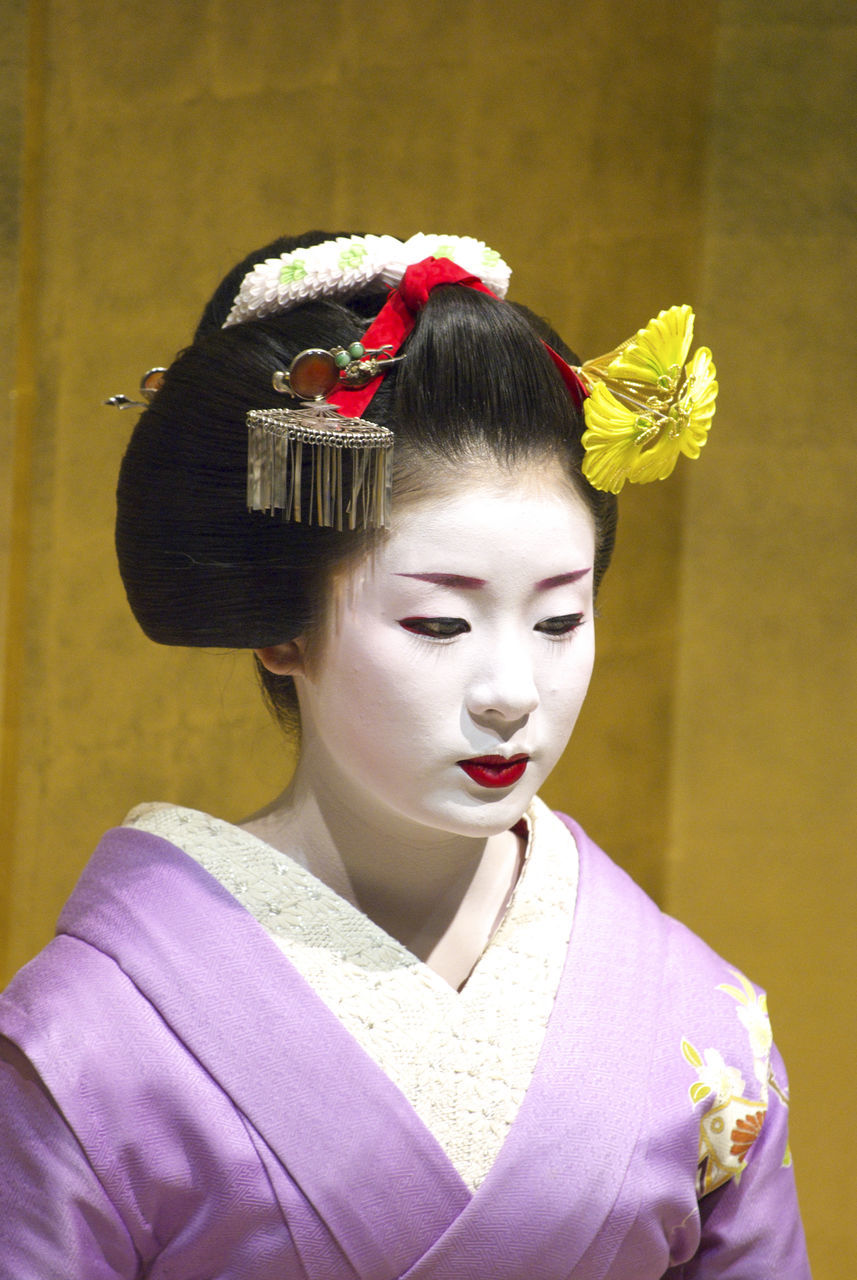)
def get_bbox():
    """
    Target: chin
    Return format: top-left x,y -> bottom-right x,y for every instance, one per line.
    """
419,793 -> 535,839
